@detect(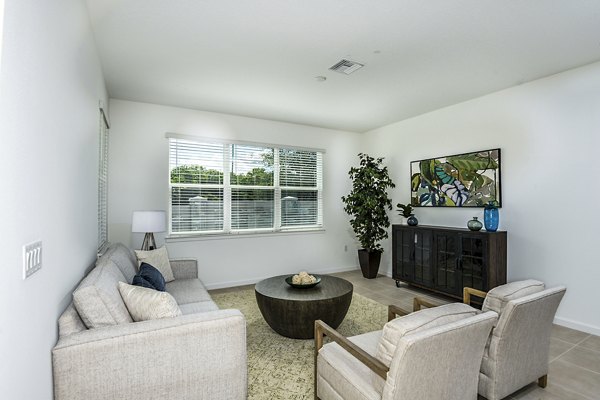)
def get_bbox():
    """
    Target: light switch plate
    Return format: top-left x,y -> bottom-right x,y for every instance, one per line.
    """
23,240 -> 42,279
